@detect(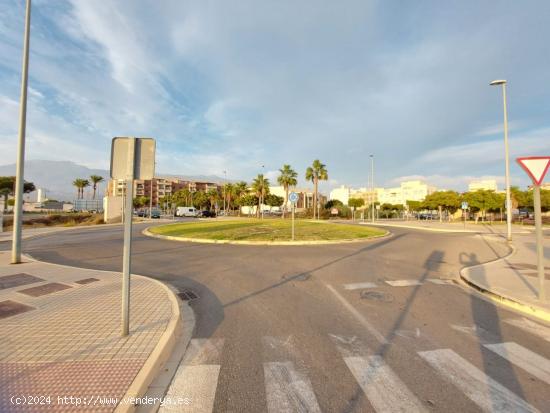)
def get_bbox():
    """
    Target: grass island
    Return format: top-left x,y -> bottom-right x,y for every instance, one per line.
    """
148,218 -> 387,243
